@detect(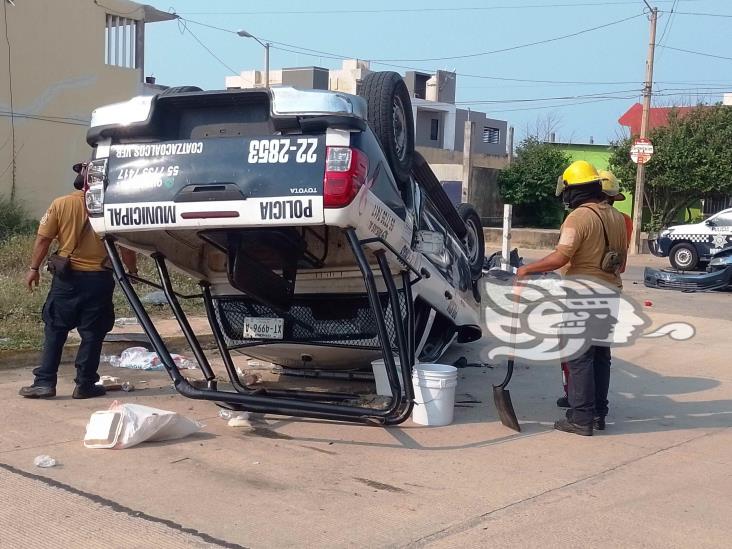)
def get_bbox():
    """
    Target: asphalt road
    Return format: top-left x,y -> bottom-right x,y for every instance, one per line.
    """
0,252 -> 728,548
